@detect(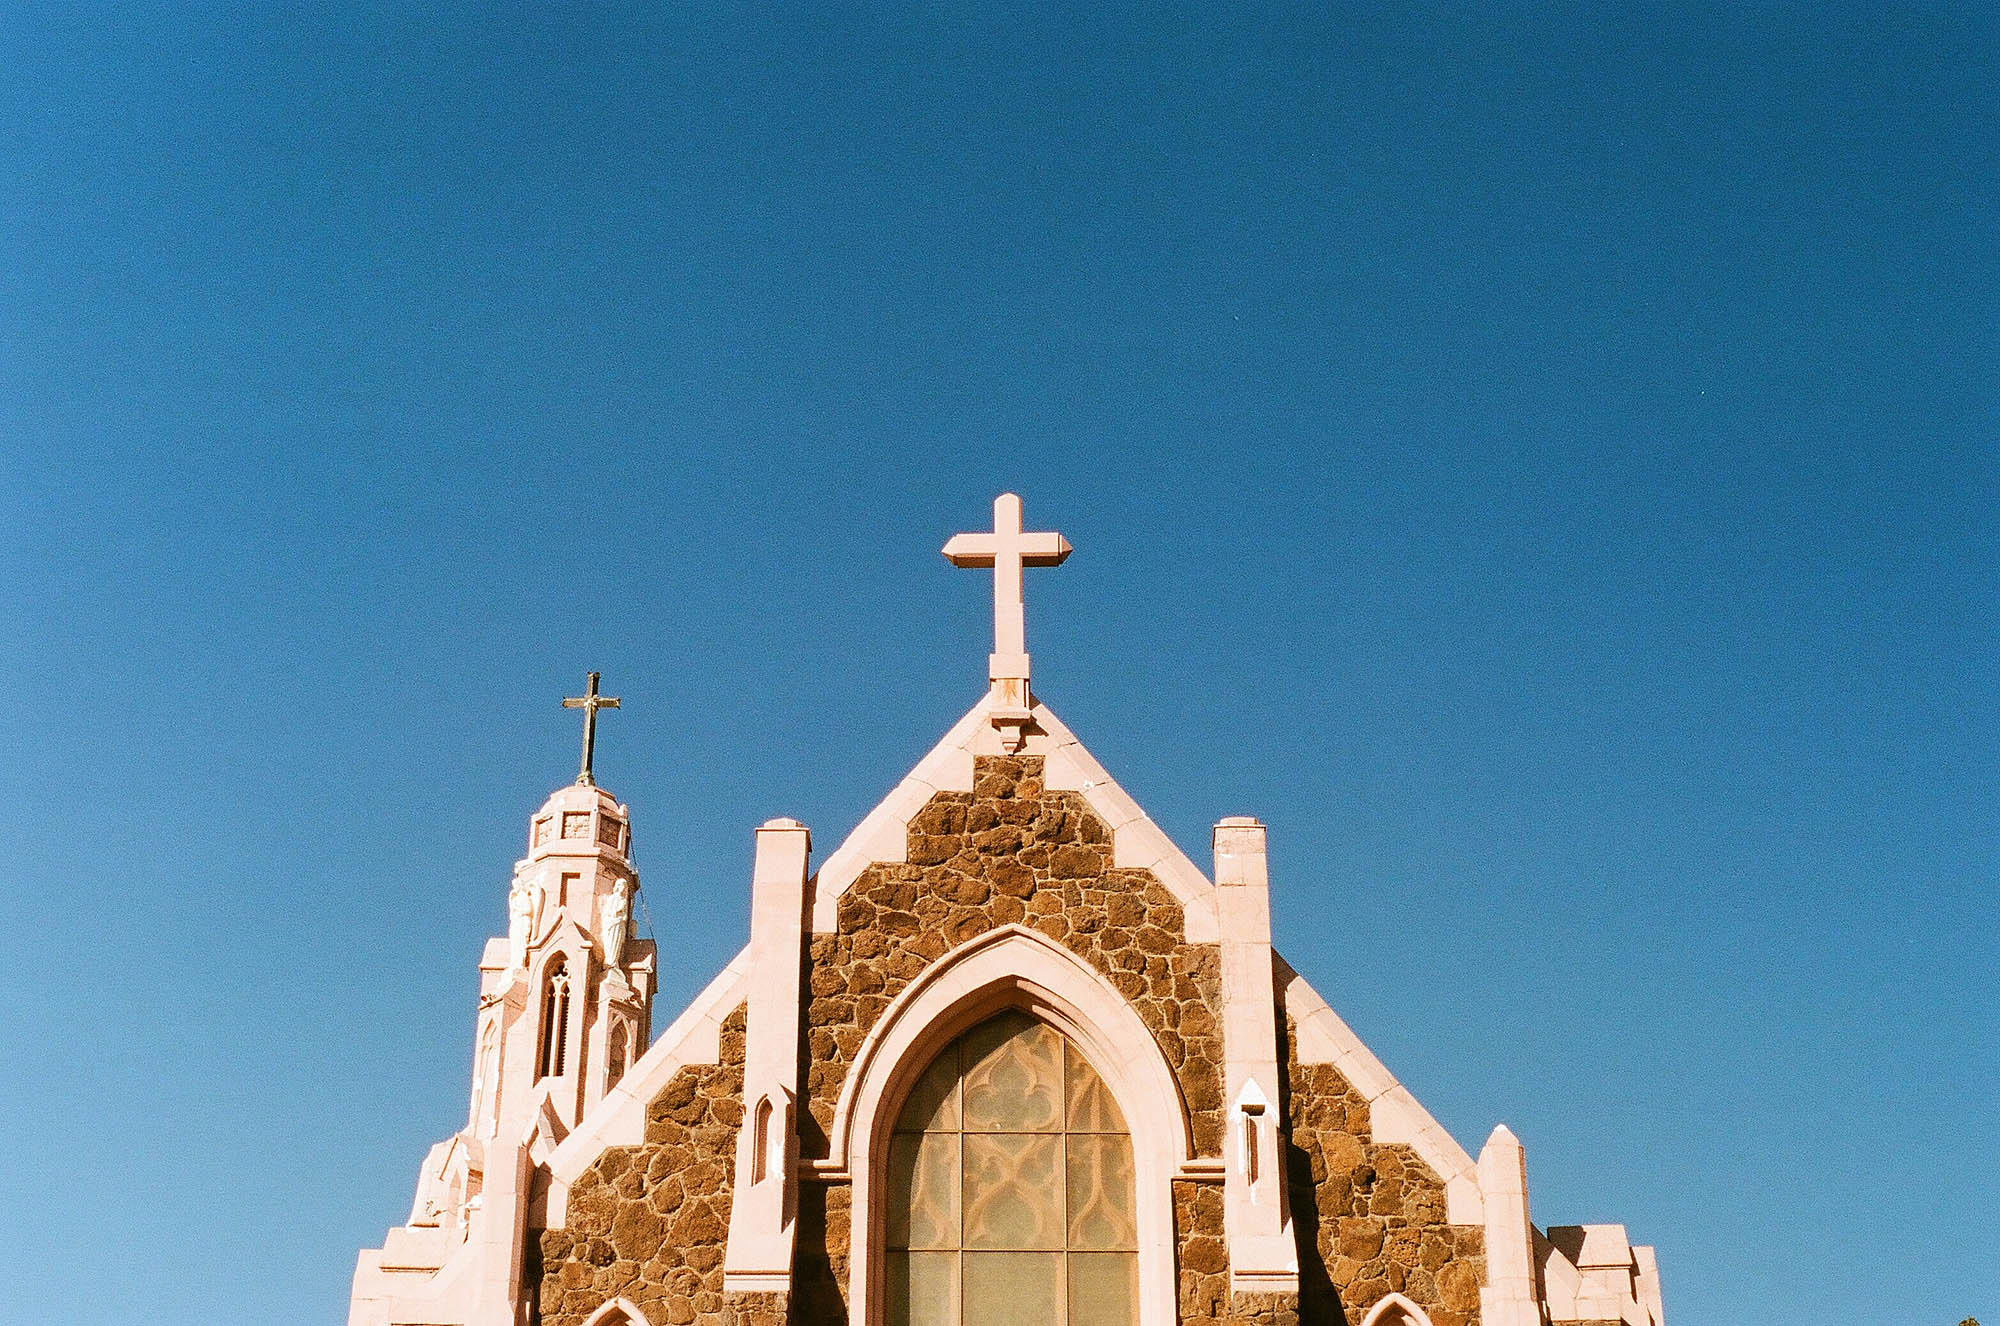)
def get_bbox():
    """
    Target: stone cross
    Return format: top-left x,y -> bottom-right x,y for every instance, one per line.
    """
943,493 -> 1071,746
562,671 -> 620,786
